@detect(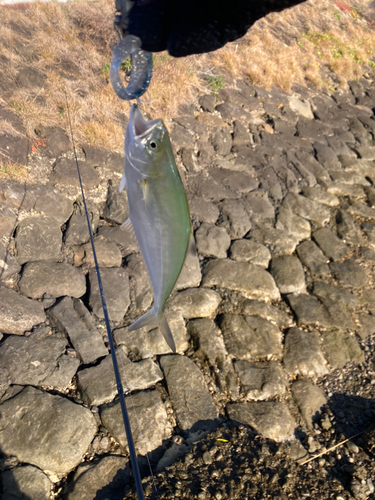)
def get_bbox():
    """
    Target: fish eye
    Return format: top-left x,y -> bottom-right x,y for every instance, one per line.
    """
148,139 -> 159,152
